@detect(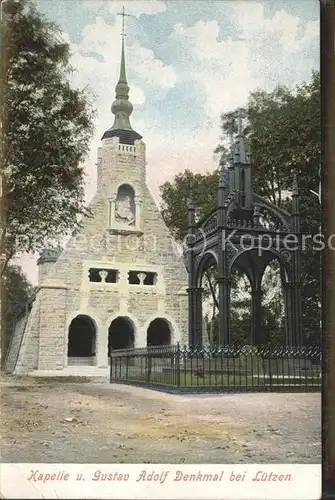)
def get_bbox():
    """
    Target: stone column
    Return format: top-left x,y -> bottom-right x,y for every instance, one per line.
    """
37,279 -> 68,371
37,247 -> 61,286
95,316 -> 108,368
97,339 -> 108,367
